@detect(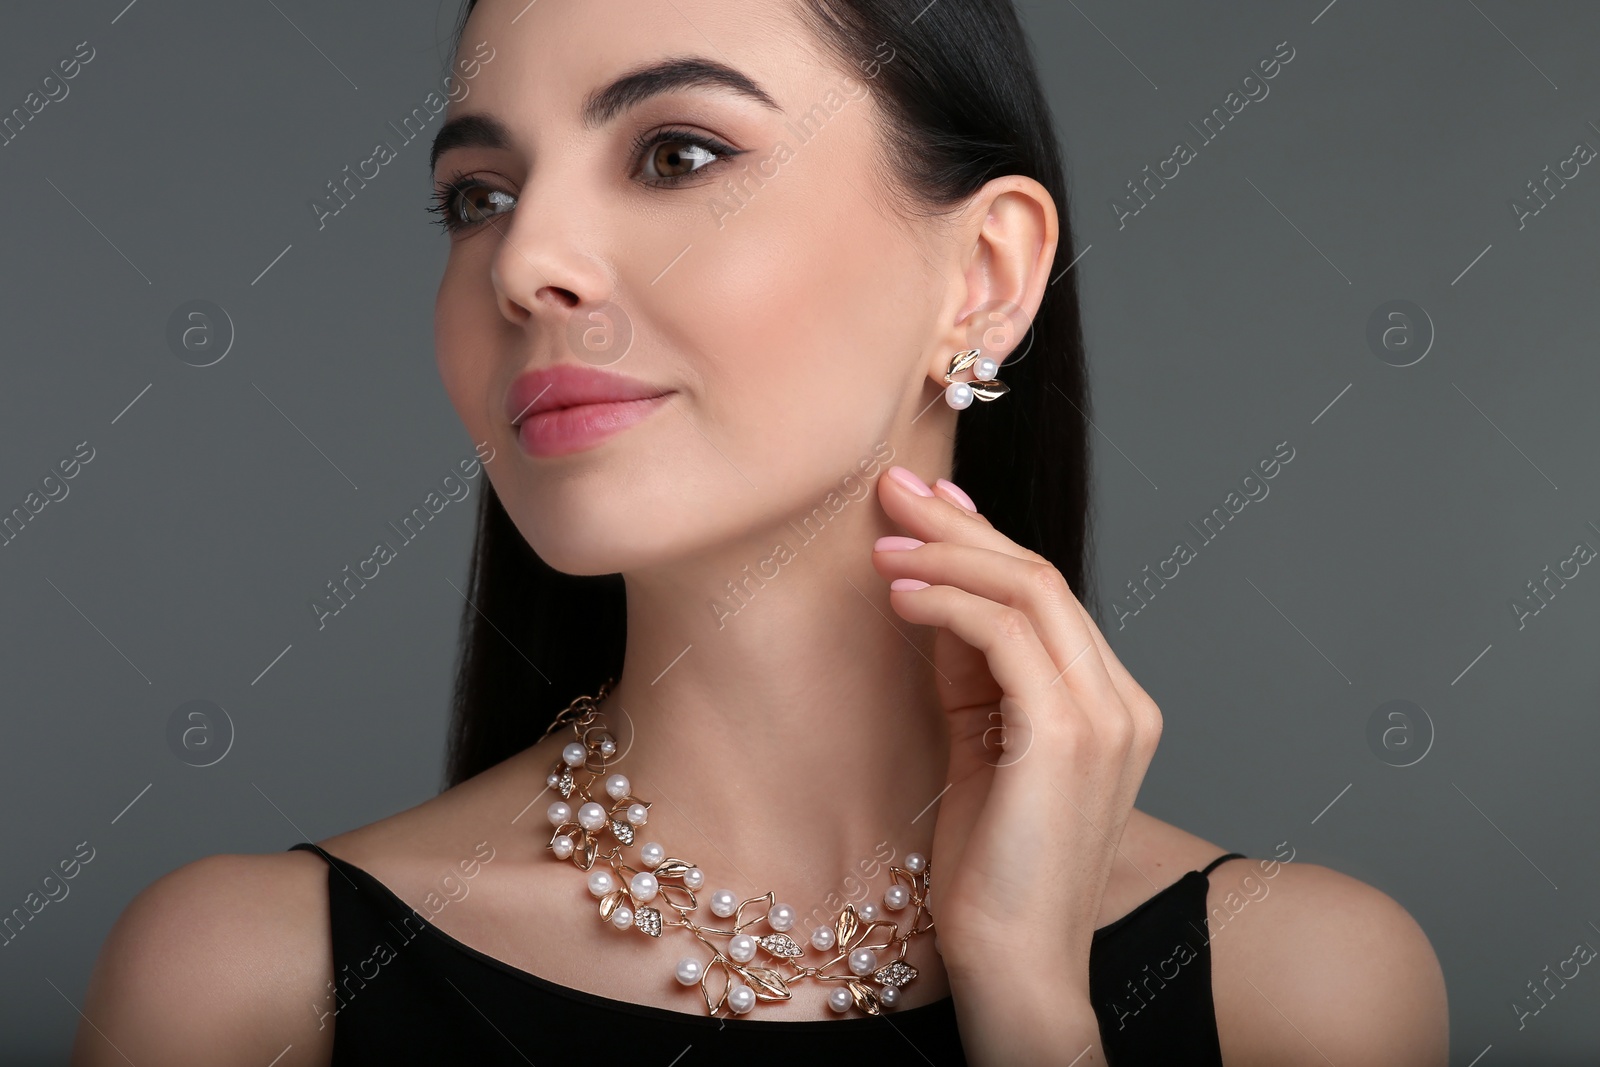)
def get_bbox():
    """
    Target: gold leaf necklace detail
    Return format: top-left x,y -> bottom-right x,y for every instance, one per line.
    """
537,681 -> 934,1018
